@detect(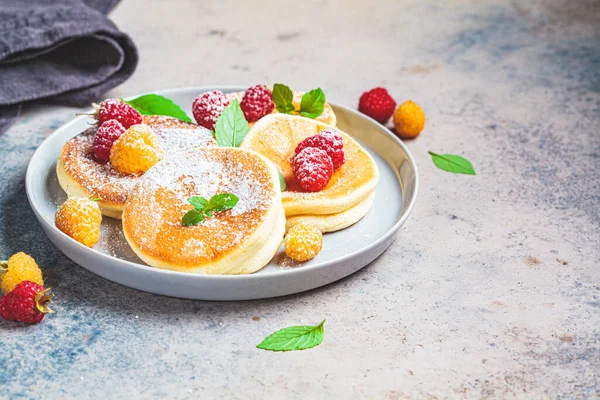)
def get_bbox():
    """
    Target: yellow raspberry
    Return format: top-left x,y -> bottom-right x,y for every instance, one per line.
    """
284,224 -> 323,262
393,100 -> 426,139
109,124 -> 163,174
55,197 -> 102,247
0,252 -> 44,294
